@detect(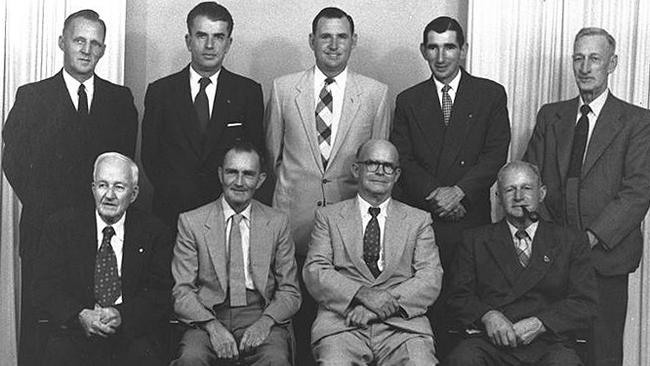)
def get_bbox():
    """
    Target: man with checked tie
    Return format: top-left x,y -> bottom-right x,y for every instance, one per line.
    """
32,152 -> 174,366
171,143 -> 301,365
445,161 -> 597,366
